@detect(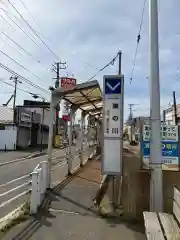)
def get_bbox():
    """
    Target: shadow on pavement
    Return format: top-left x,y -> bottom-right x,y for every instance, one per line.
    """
10,198 -> 54,240
8,159 -> 98,240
